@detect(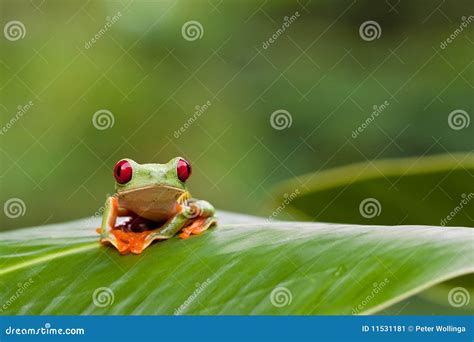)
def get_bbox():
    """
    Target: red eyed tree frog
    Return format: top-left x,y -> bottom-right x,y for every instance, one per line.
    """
97,157 -> 217,254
